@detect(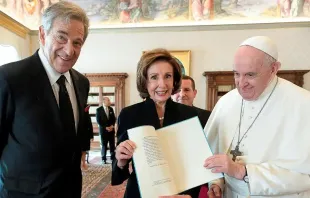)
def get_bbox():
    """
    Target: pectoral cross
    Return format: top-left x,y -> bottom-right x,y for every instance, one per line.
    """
230,145 -> 242,161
